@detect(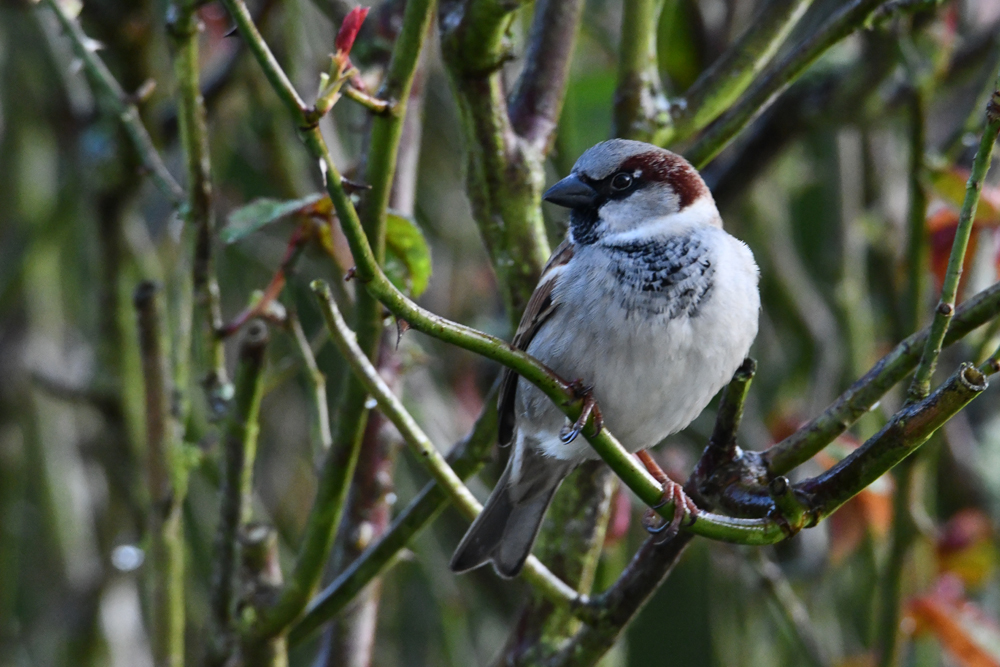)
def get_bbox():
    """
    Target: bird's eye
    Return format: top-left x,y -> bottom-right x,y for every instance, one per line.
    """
611,172 -> 633,191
